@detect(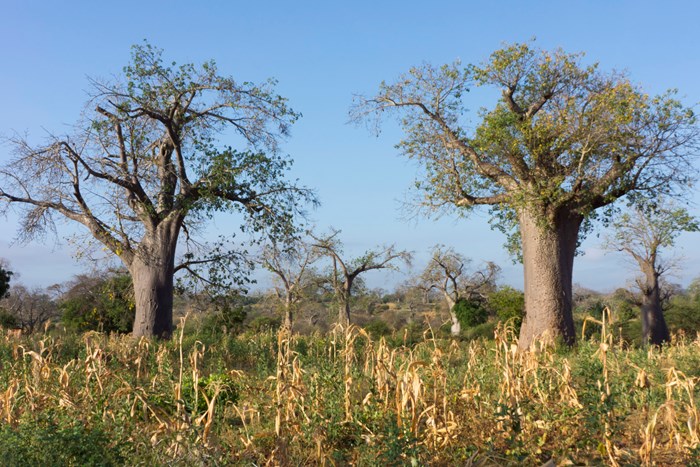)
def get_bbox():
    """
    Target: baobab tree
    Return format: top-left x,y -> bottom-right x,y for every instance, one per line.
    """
607,200 -> 698,345
0,43 -> 314,338
260,237 -> 319,330
312,229 -> 412,326
353,43 -> 698,348
419,245 -> 499,335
